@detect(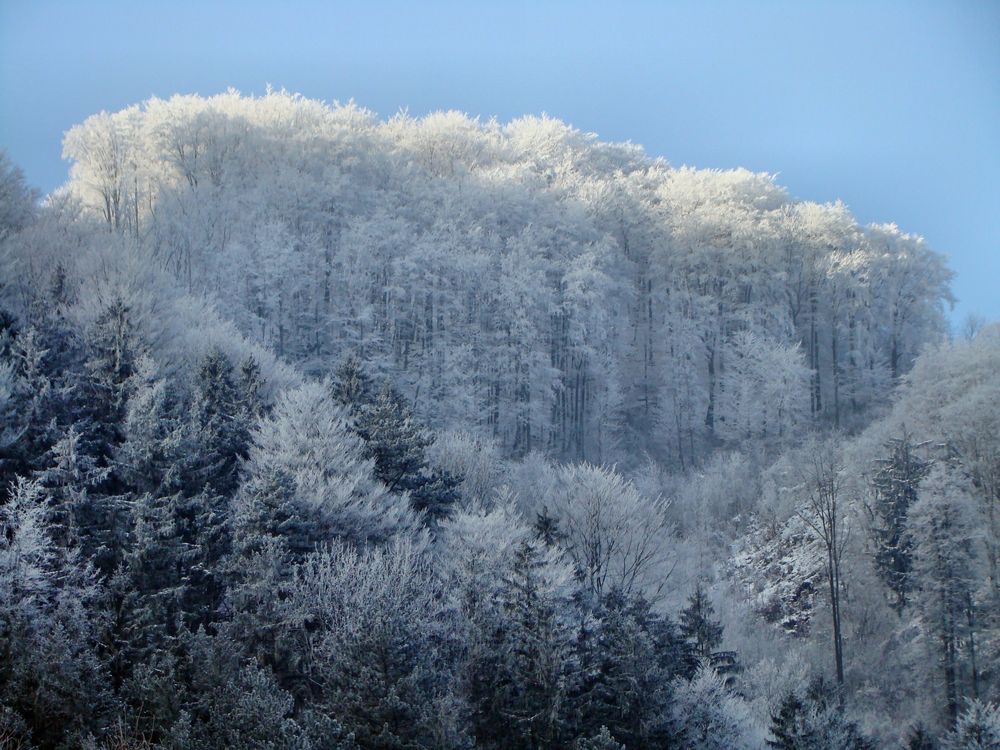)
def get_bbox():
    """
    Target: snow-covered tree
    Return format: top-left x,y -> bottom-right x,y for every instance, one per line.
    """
232,380 -> 418,553
909,463 -> 985,725
545,462 -> 674,601
866,433 -> 929,614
